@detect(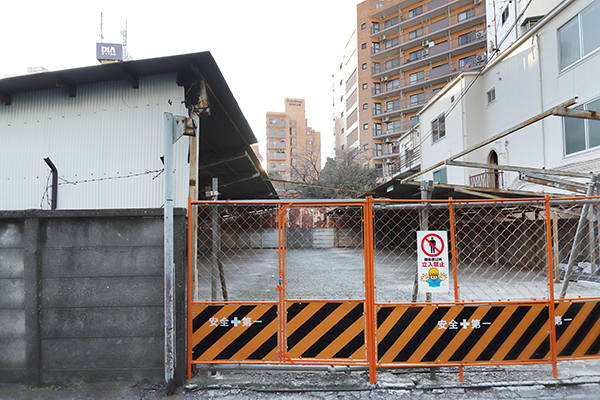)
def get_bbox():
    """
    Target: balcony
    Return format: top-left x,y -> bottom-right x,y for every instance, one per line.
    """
371,0 -> 484,38
371,3 -> 485,61
469,171 -> 504,189
385,147 -> 421,179
268,129 -> 286,137
268,141 -> 286,149
373,51 -> 487,99
372,32 -> 486,81
268,153 -> 287,160
373,119 -> 415,140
